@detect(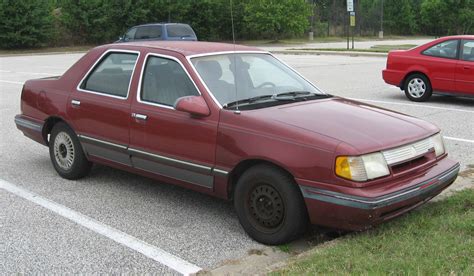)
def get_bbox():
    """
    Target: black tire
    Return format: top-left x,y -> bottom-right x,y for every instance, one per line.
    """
404,74 -> 432,102
233,164 -> 308,245
49,122 -> 92,180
